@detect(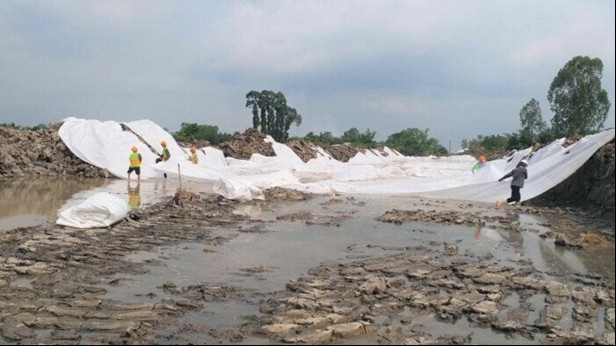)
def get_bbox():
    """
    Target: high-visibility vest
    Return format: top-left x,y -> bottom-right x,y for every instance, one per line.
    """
129,152 -> 141,168
161,148 -> 170,161
190,153 -> 198,164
